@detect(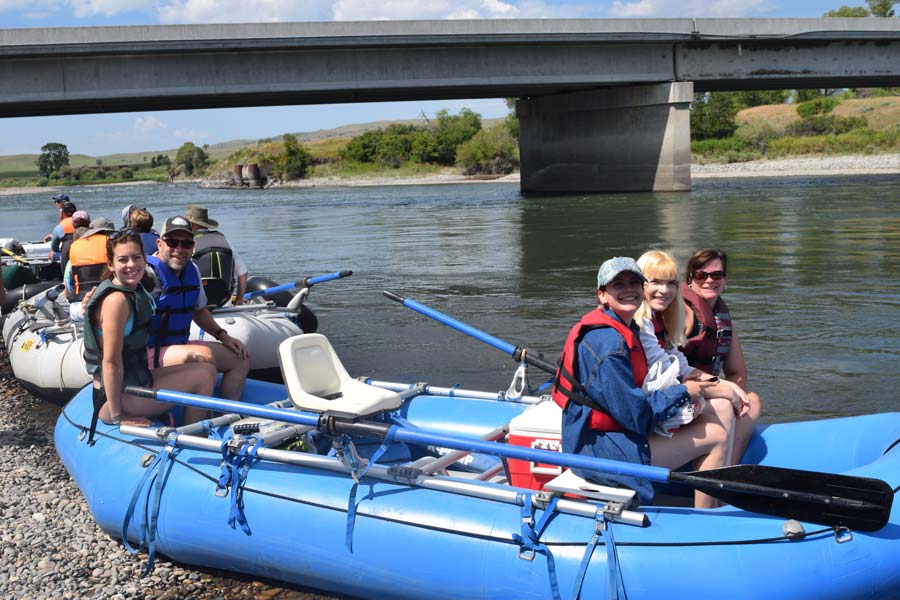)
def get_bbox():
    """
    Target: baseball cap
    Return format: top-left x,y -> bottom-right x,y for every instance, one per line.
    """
597,257 -> 646,289
160,216 -> 194,238
53,193 -> 70,202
